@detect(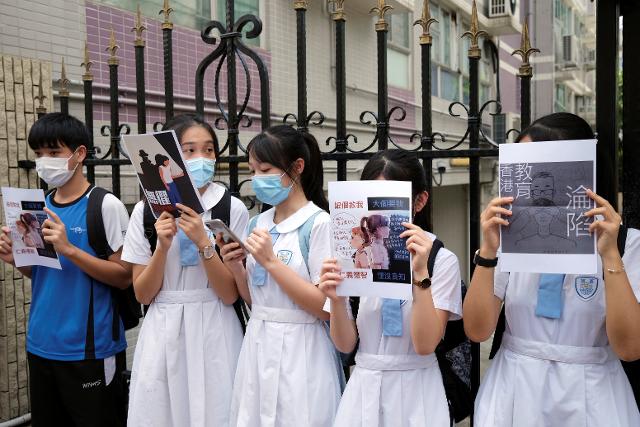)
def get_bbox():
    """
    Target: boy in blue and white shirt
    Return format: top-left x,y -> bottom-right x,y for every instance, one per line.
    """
0,113 -> 130,426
